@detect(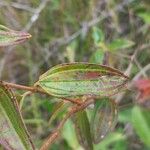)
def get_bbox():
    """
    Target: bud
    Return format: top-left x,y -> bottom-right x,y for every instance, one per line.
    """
0,25 -> 31,46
